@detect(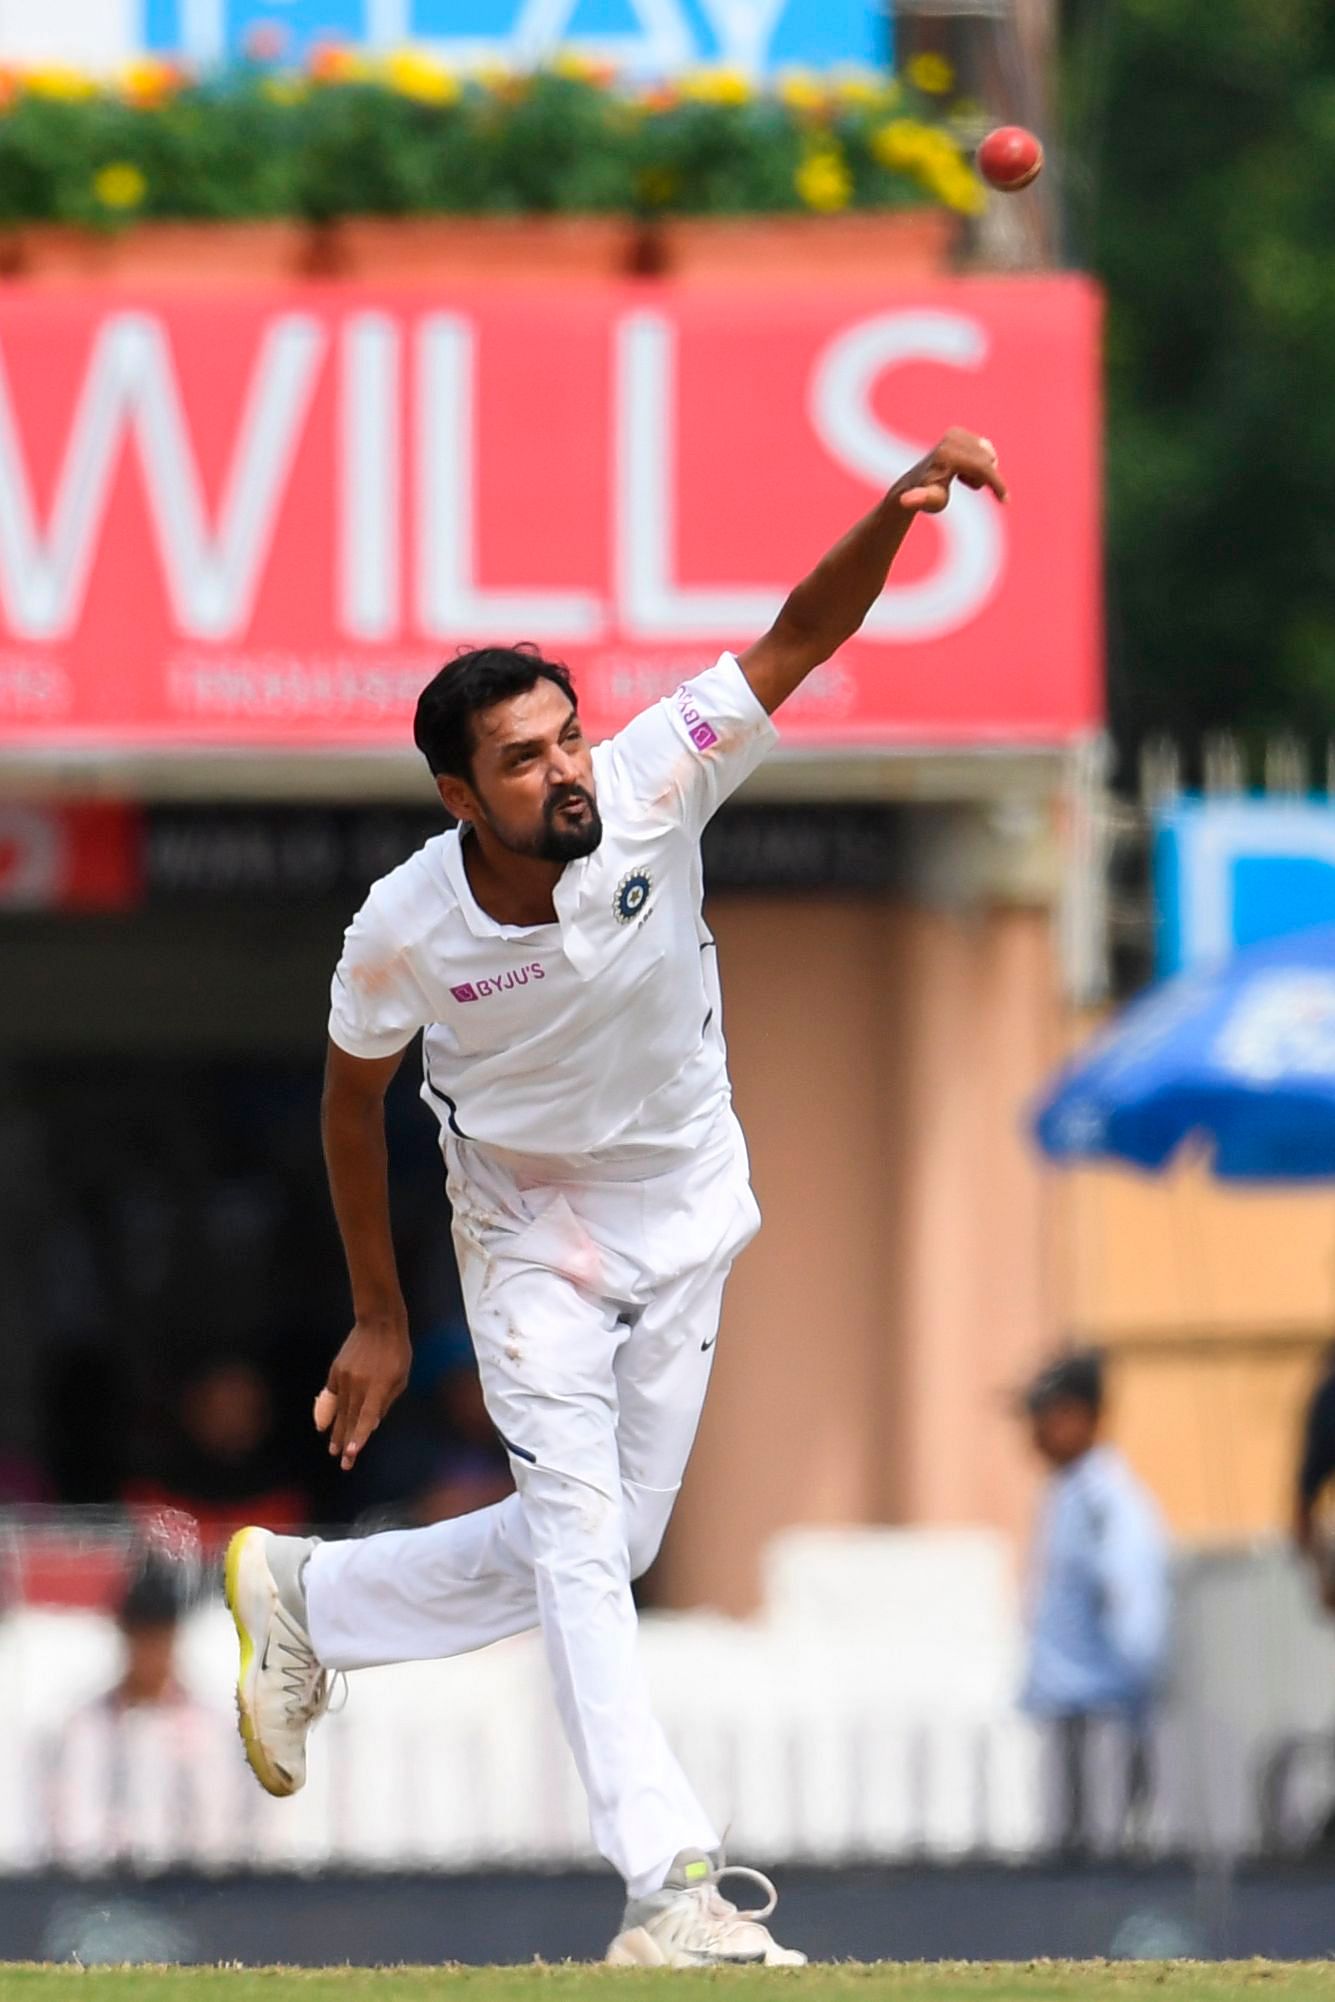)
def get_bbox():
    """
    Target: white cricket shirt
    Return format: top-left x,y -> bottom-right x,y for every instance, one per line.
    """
328,654 -> 778,1171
